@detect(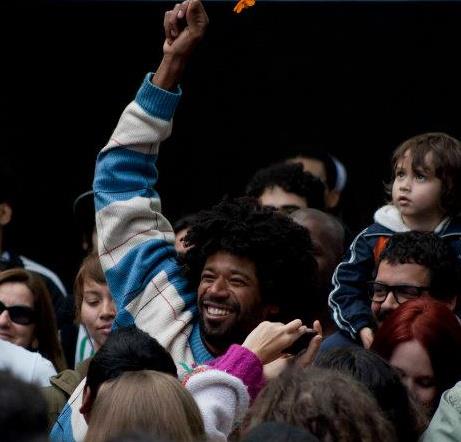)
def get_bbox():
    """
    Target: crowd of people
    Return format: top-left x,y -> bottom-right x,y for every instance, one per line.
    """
1,1 -> 461,441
